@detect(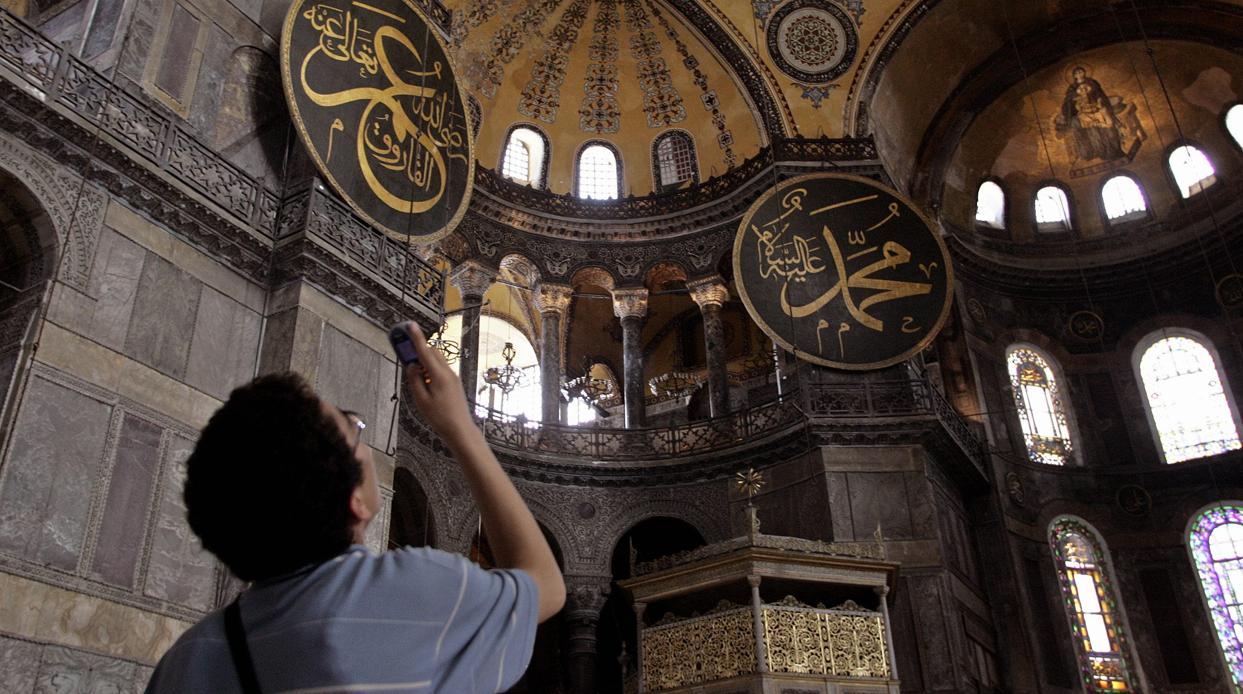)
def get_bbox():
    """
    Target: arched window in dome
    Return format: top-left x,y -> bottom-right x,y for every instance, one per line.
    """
1050,517 -> 1137,693
1188,504 -> 1243,690
1007,345 -> 1075,465
1227,105 -> 1243,151
652,131 -> 698,192
577,142 -> 620,200
1168,144 -> 1217,198
1034,185 -> 1072,232
1137,332 -> 1242,463
1101,174 -> 1148,223
500,125 -> 547,188
975,180 -> 1006,229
